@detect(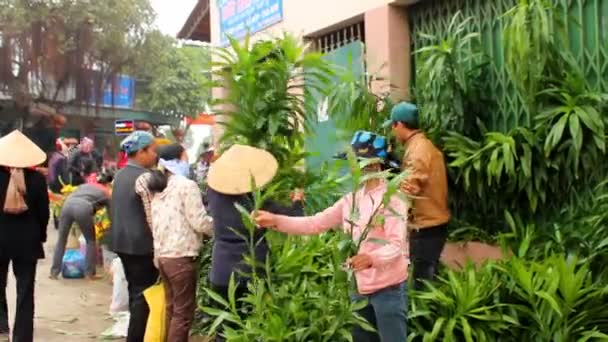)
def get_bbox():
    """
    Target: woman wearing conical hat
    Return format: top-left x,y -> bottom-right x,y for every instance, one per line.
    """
206,145 -> 304,342
0,130 -> 49,342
